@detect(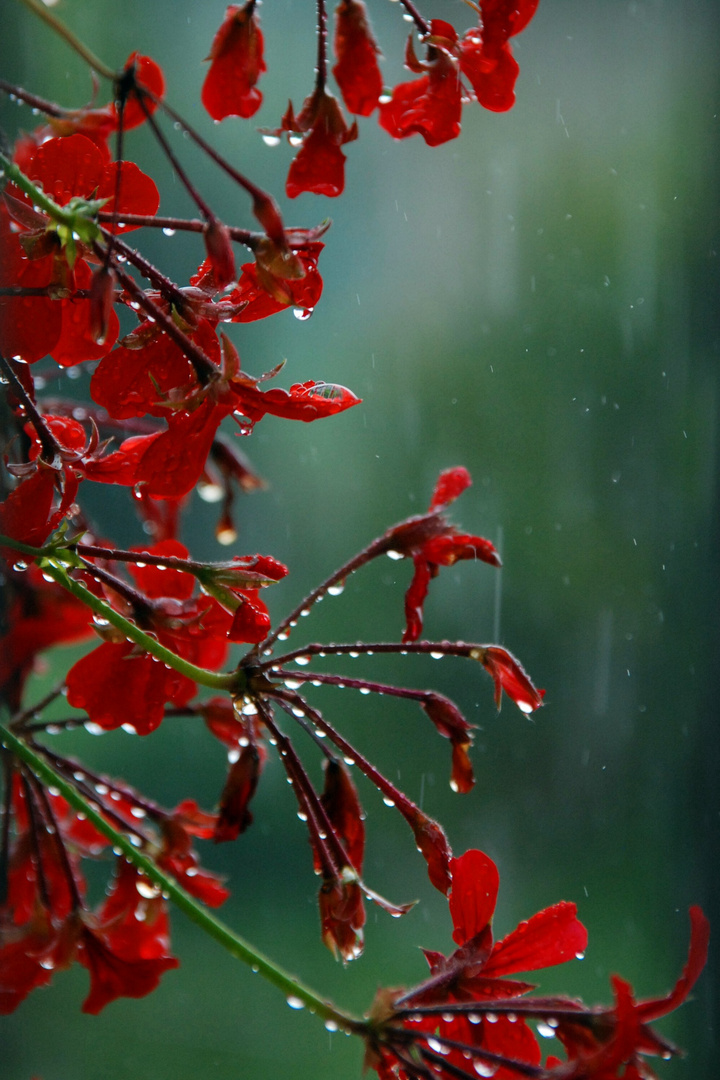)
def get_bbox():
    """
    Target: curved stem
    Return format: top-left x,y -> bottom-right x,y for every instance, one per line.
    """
16,0 -> 115,79
0,723 -> 365,1034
